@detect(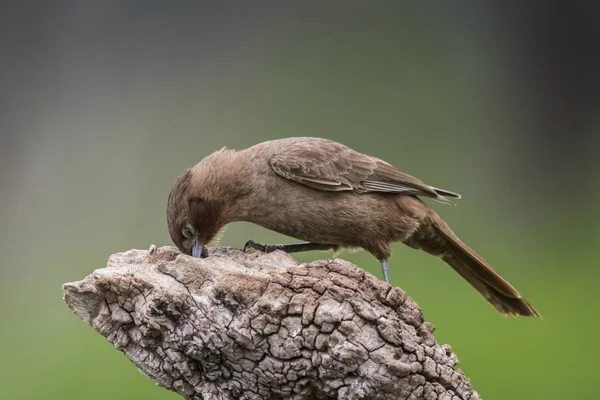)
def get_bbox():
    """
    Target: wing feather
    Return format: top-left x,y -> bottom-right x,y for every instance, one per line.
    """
269,137 -> 460,204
